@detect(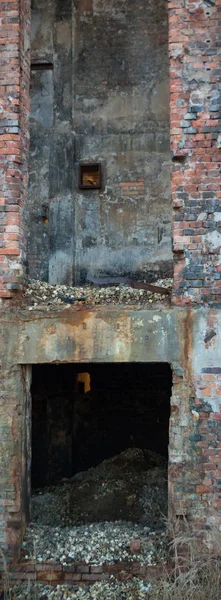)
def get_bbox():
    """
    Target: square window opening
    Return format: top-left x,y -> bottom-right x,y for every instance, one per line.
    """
78,163 -> 102,190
